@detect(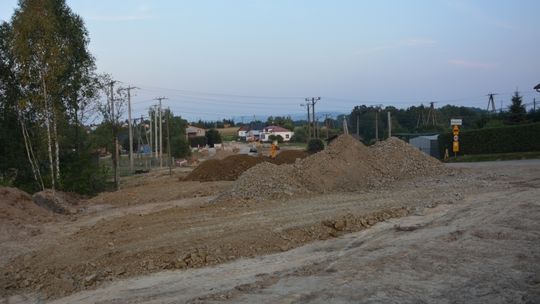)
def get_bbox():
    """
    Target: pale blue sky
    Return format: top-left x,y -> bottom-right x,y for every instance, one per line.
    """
1,0 -> 539,121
